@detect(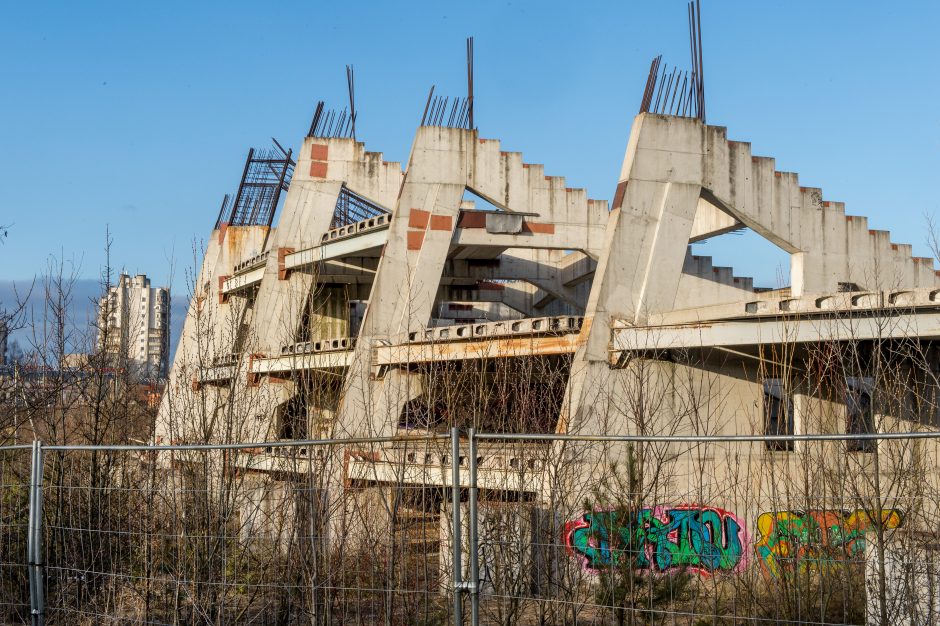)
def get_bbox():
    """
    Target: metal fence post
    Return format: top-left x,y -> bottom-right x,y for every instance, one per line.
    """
468,428 -> 480,626
451,427 -> 463,626
27,440 -> 44,626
